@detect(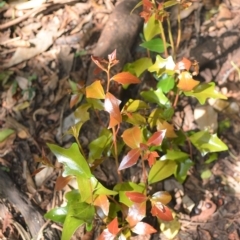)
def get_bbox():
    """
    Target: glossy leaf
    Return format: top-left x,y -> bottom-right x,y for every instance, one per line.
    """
114,182 -> 145,207
131,222 -> 157,235
71,202 -> 95,223
122,126 -> 142,149
44,206 -> 67,224
160,217 -> 180,239
124,112 -> 147,125
141,88 -> 170,106
126,202 -> 146,227
88,135 -> 108,161
85,80 -> 105,99
48,143 -> 91,178
74,103 -> 91,124
125,192 -> 148,203
184,82 -> 227,104
147,130 -> 166,146
157,75 -> 175,93
0,128 -> 14,142
123,99 -> 148,113
111,72 -> 140,85
76,176 -> 94,203
148,55 -> 175,77
147,151 -> 159,167
151,202 -> 173,221
87,98 -> 104,110
70,94 -> 83,109
143,14 -> 161,41
157,120 -> 177,138
160,150 -> 189,161
140,38 -> 166,53
151,191 -> 171,205
94,195 -> 110,216
118,148 -> 141,170
130,58 -> 153,77
174,158 -> 194,183
148,160 -> 177,184
104,92 -> 122,128
55,175 -> 73,191
108,217 -> 120,235
177,71 -> 200,91
175,57 -> 192,72
189,131 -> 228,155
